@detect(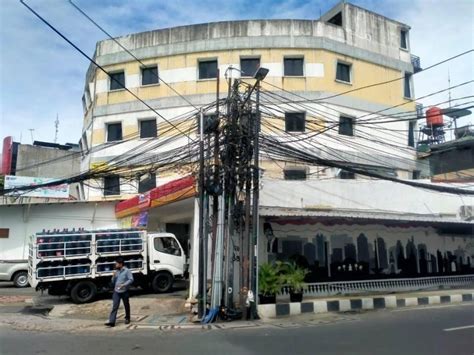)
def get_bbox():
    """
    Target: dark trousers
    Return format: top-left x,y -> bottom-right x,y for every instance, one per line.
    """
109,291 -> 130,324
